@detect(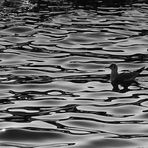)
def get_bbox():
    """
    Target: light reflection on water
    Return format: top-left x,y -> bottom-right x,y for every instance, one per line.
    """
0,1 -> 148,148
